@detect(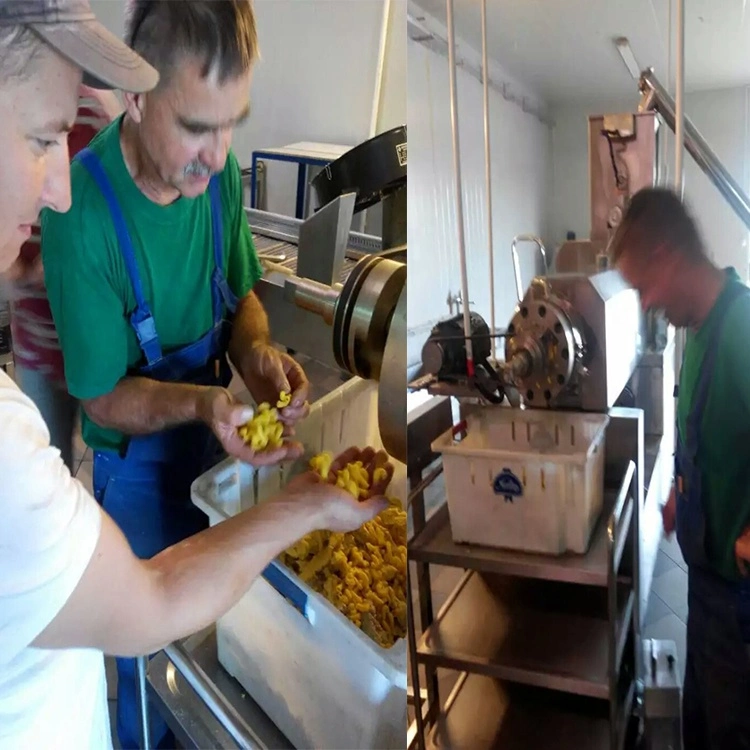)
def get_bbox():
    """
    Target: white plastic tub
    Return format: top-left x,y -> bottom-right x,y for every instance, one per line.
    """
432,407 -> 609,555
191,377 -> 407,750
